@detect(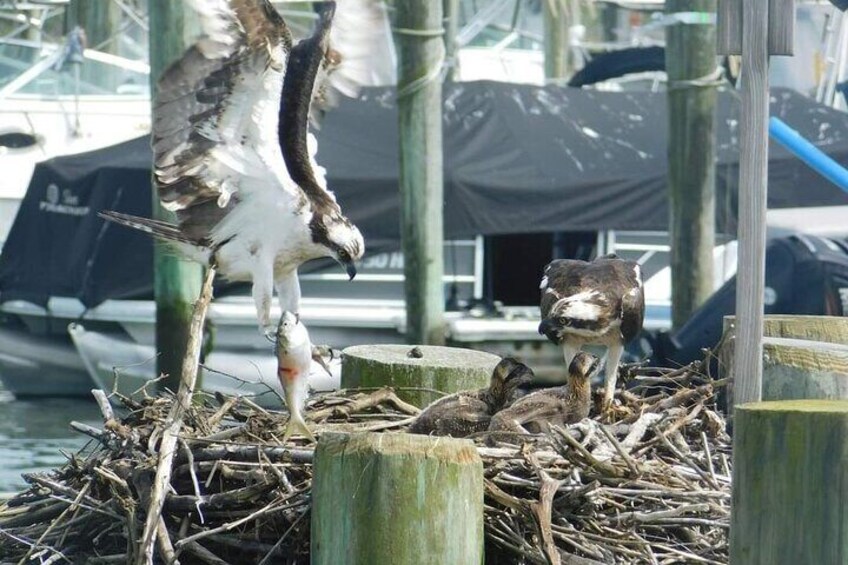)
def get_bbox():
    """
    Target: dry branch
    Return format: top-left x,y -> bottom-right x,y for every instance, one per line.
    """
0,355 -> 730,563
